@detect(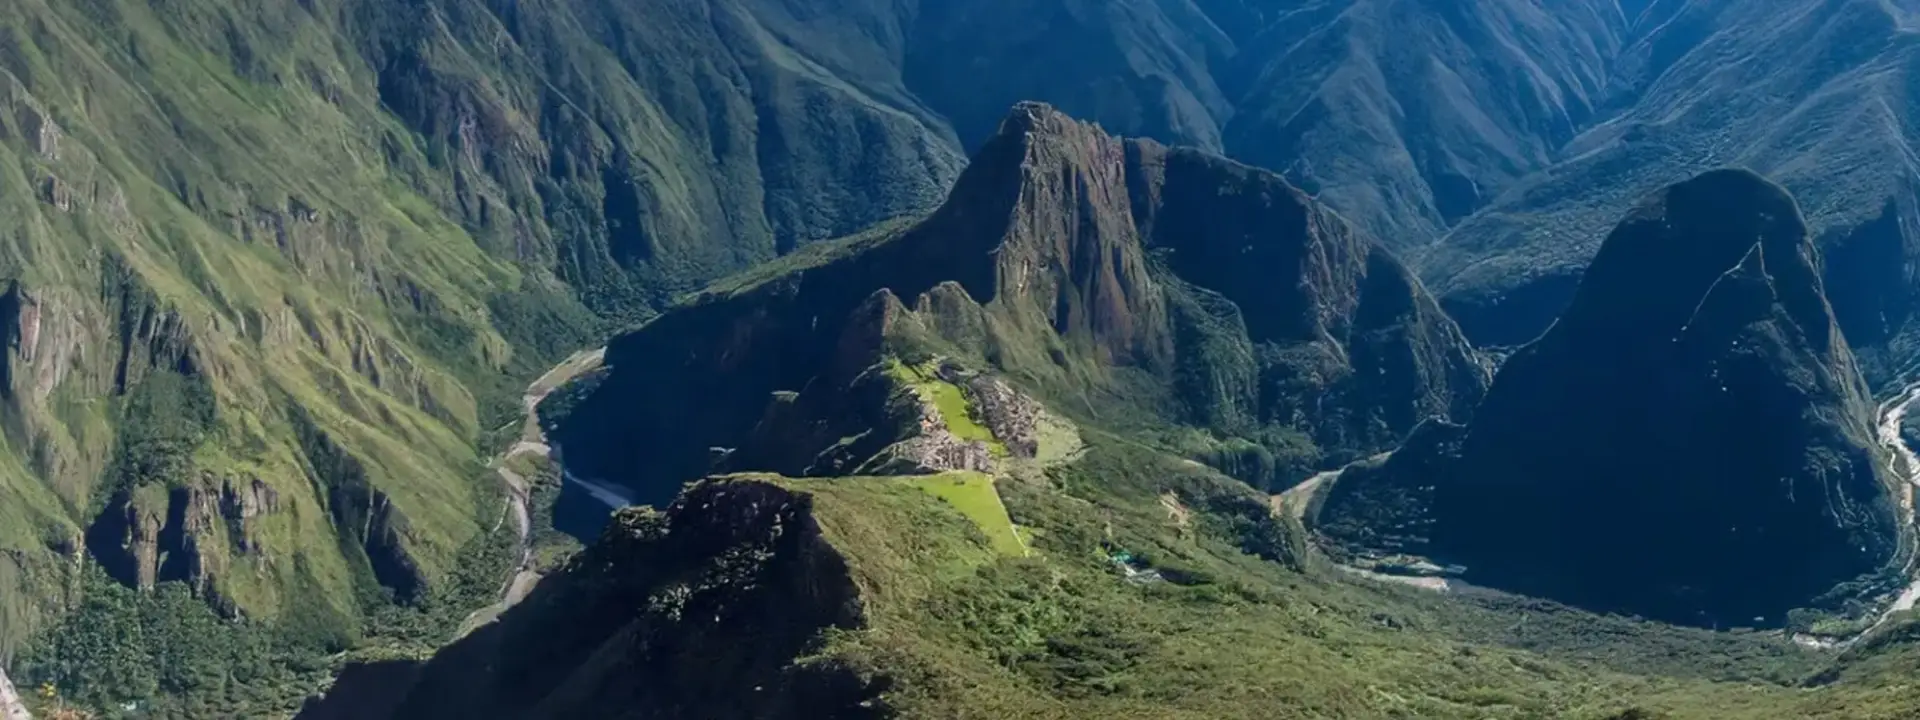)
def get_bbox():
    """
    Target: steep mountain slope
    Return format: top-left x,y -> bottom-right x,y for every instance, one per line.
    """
0,0 -> 965,710
551,103 -> 1487,505
1218,0 -> 1627,244
0,2 -> 1618,709
898,0 -> 1629,248
1428,0 -> 1920,368
0,0 -> 1672,673
320,480 -> 878,720
308,318 -> 1920,719
1322,171 -> 1911,627
22,0 -> 1920,715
